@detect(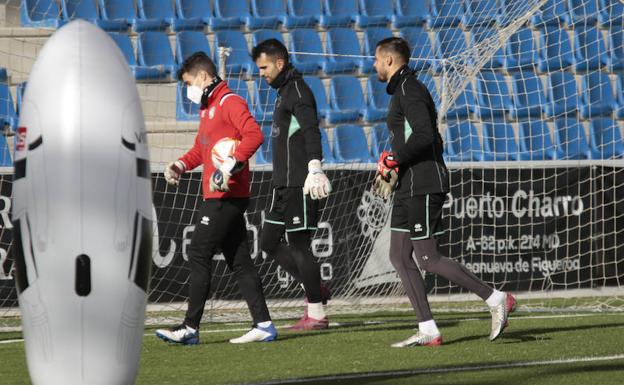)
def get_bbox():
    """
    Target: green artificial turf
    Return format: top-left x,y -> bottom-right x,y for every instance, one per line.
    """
1,310 -> 623,385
